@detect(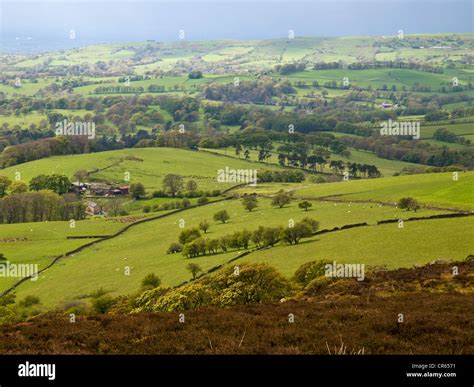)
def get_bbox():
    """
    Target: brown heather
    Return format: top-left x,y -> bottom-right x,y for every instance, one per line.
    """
0,257 -> 472,355
0,293 -> 472,355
